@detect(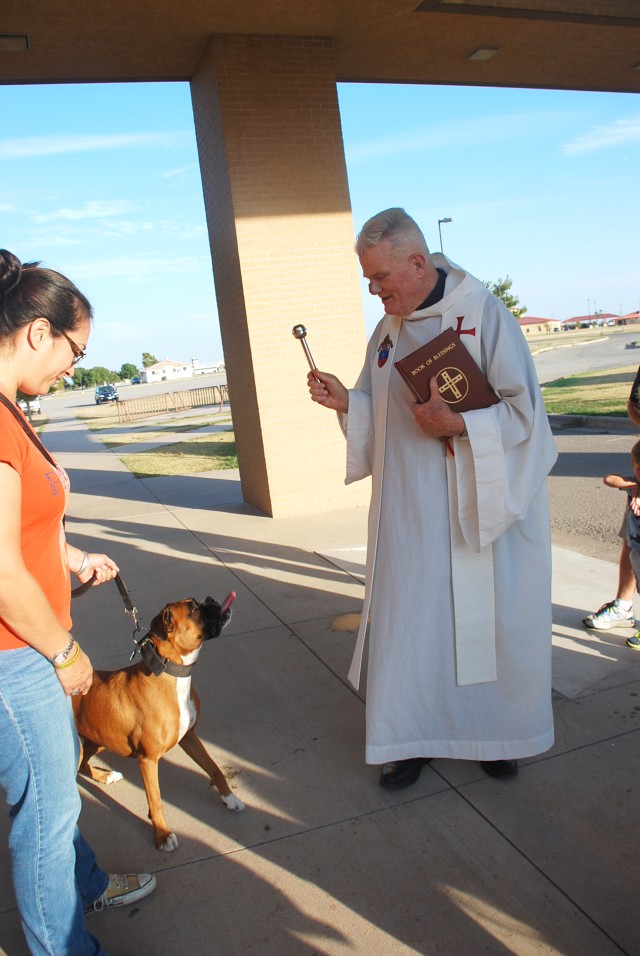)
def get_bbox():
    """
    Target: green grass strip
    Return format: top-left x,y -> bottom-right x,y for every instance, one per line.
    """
542,366 -> 636,416
120,433 -> 238,478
